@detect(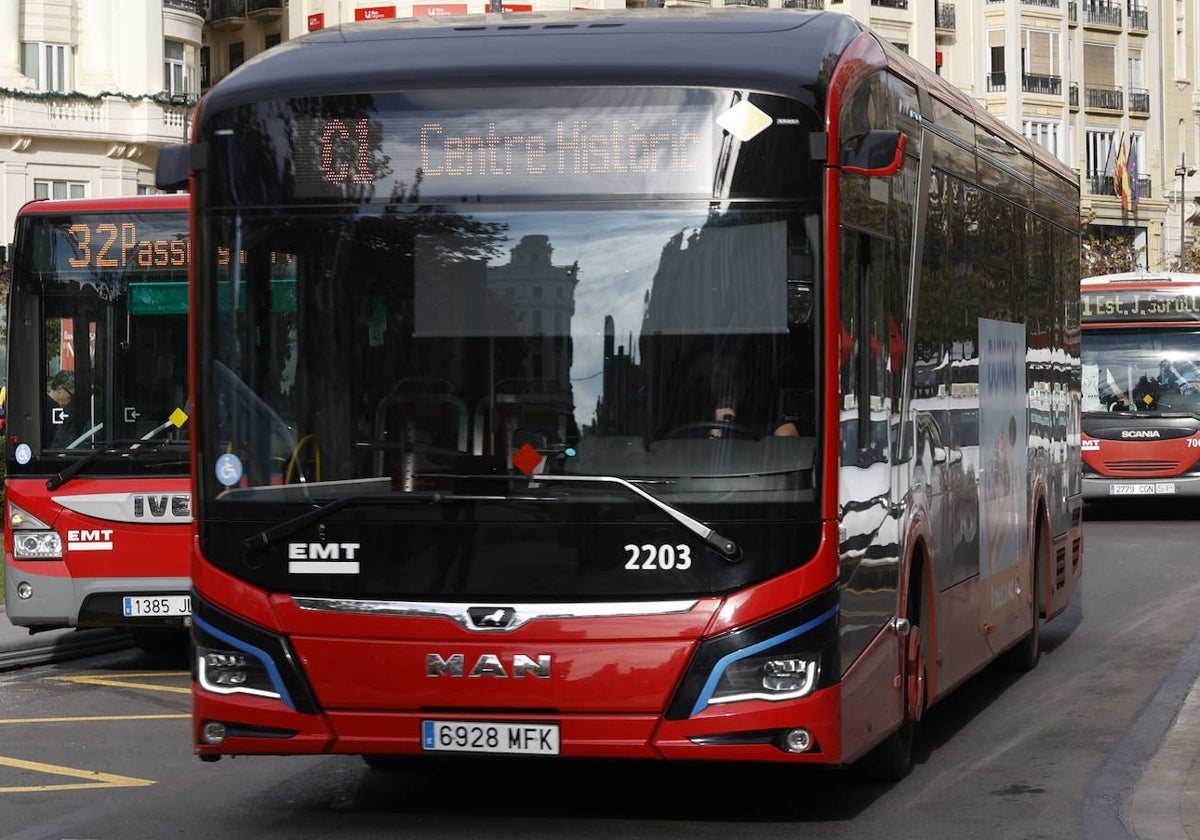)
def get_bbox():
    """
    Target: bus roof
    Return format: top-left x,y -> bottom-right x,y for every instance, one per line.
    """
16,193 -> 188,218
1082,271 -> 1200,286
194,7 -> 1075,189
200,8 -> 860,112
